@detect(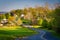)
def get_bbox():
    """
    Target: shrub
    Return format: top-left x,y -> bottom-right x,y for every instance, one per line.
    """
42,19 -> 48,28
38,18 -> 43,26
22,19 -> 32,25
